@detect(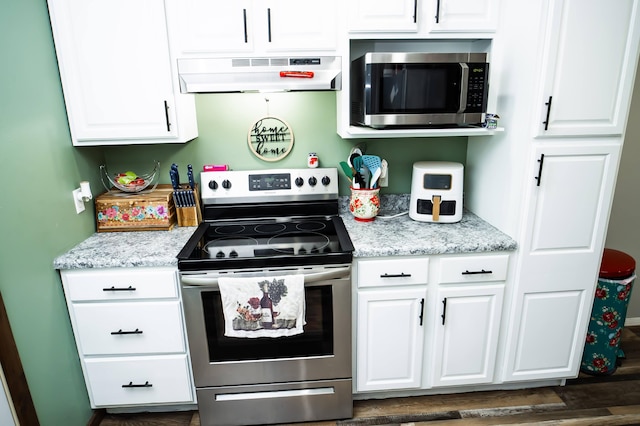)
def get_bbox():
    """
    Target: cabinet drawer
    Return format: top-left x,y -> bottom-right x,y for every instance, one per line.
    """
73,301 -> 185,355
63,268 -> 178,301
439,254 -> 509,283
84,355 -> 194,407
357,258 -> 429,288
